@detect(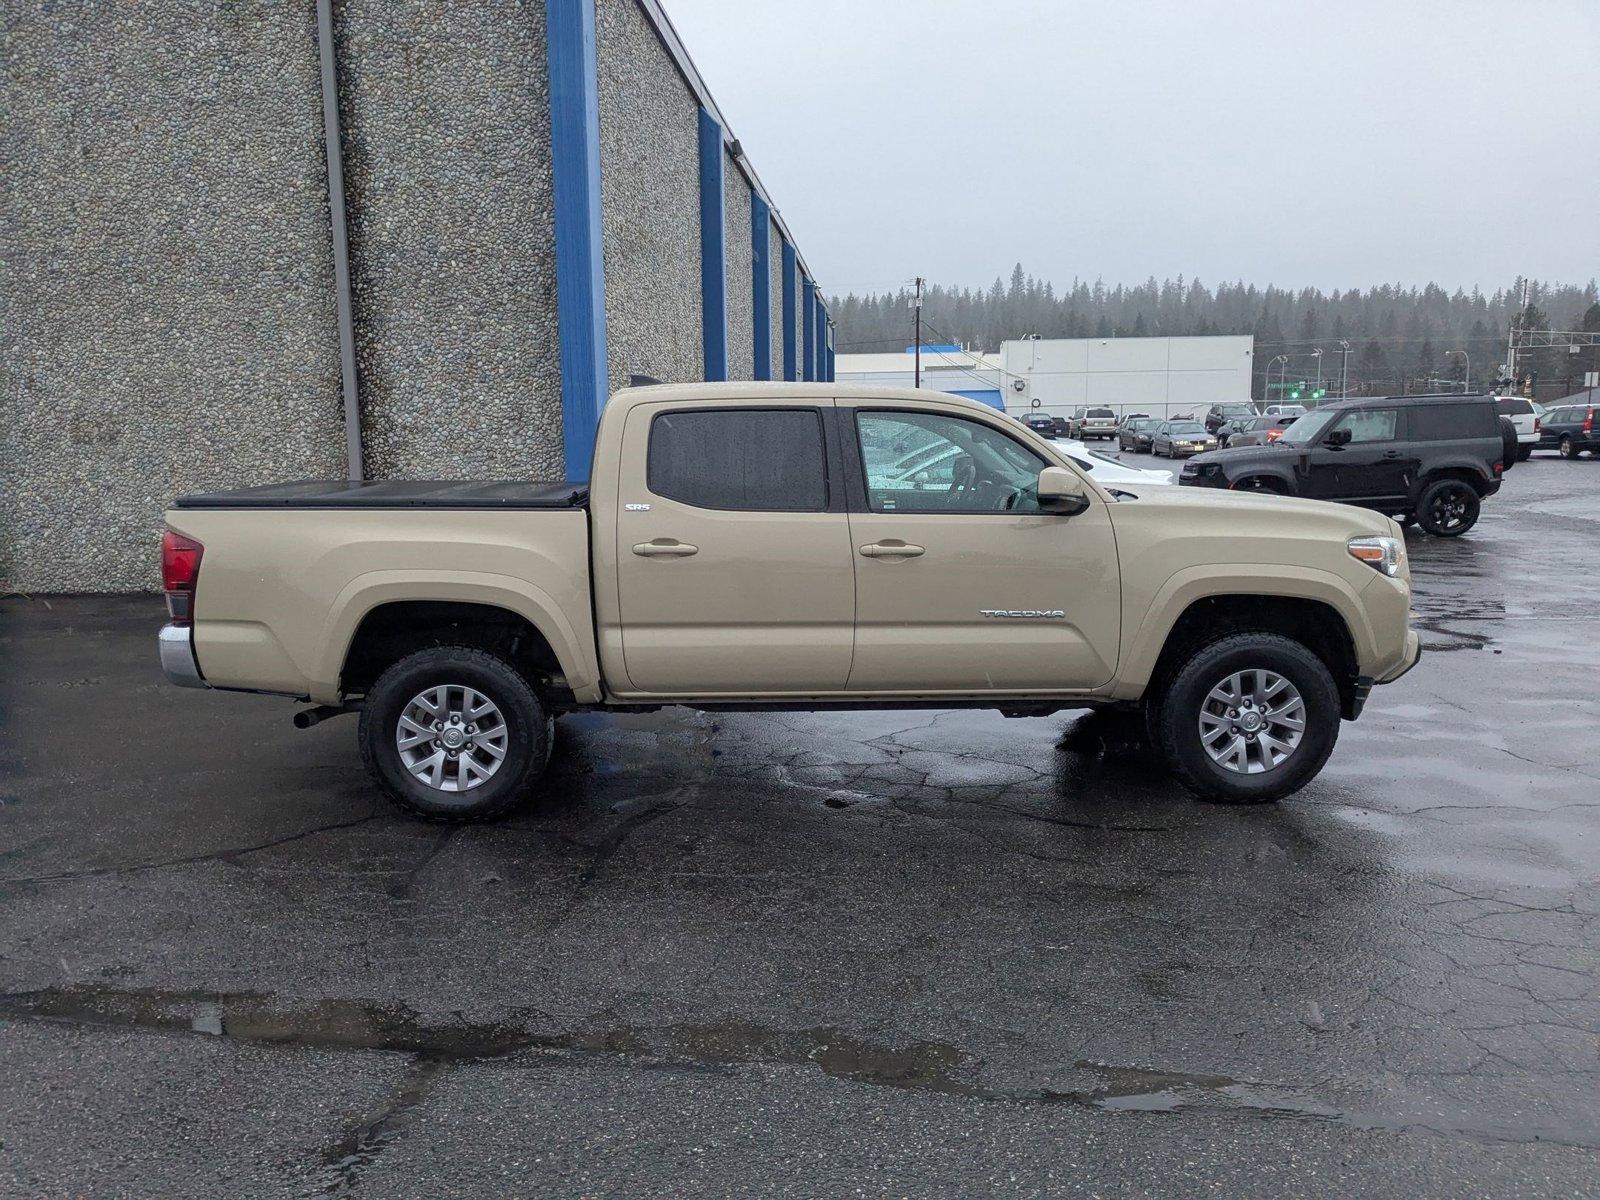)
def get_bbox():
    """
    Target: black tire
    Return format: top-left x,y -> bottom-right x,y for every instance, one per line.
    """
1415,477 -> 1480,536
1153,632 -> 1341,804
1516,444 -> 1532,462
1559,436 -> 1578,460
359,645 -> 550,822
